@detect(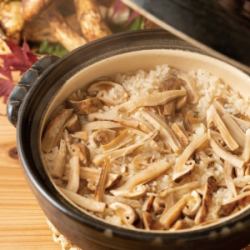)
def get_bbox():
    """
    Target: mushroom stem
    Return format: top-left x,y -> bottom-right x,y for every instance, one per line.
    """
141,110 -> 181,153
42,109 -> 73,153
222,113 -> 245,148
50,139 -> 66,178
61,188 -> 106,212
95,159 -> 111,202
224,161 -> 237,197
122,89 -> 186,113
160,181 -> 200,197
242,129 -> 250,162
111,160 -> 173,196
207,105 -> 239,151
173,133 -> 208,181
159,194 -> 190,229
66,156 -> 80,193
218,191 -> 250,217
171,123 -> 189,147
210,138 -> 244,169
195,176 -> 218,224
